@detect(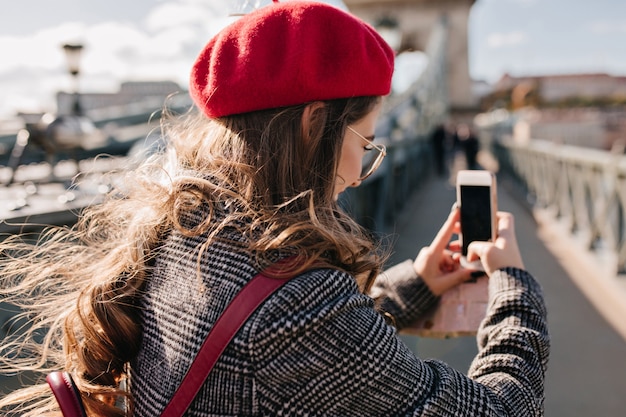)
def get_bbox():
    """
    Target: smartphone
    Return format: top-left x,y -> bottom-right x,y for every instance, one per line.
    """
456,170 -> 498,270
406,170 -> 496,338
